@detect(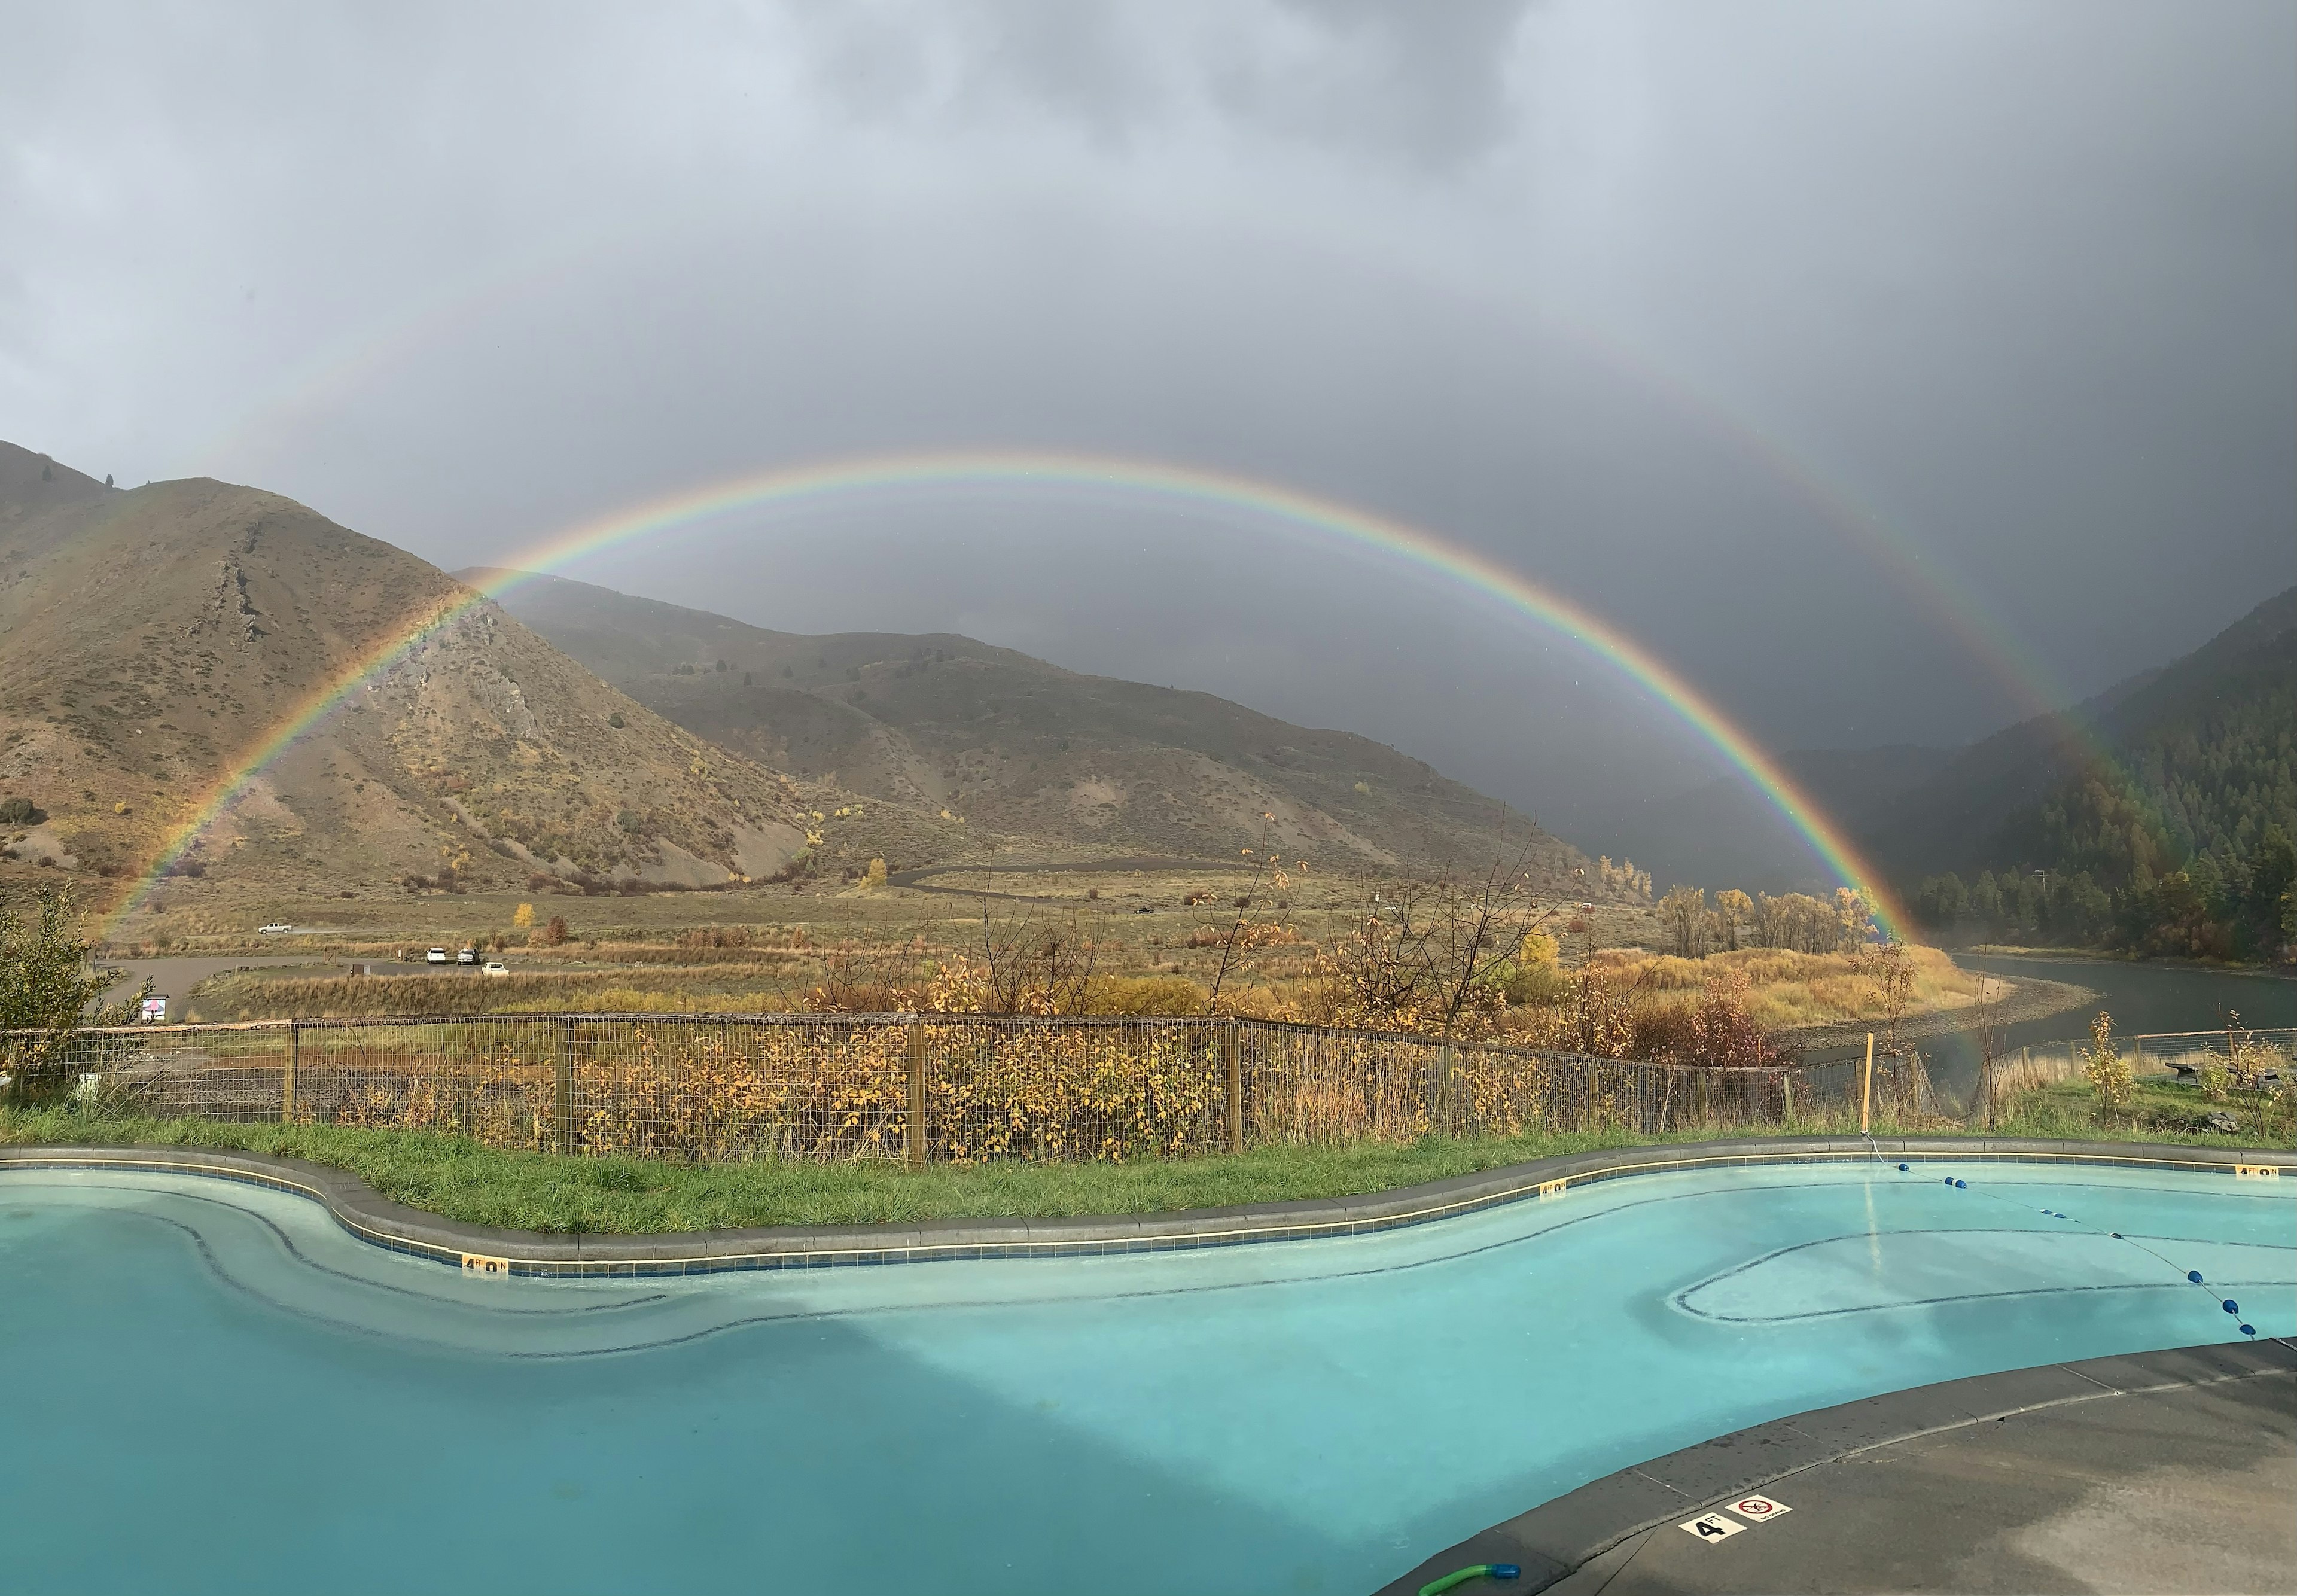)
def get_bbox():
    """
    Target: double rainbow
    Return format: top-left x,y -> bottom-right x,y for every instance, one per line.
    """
113,450 -> 1906,937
